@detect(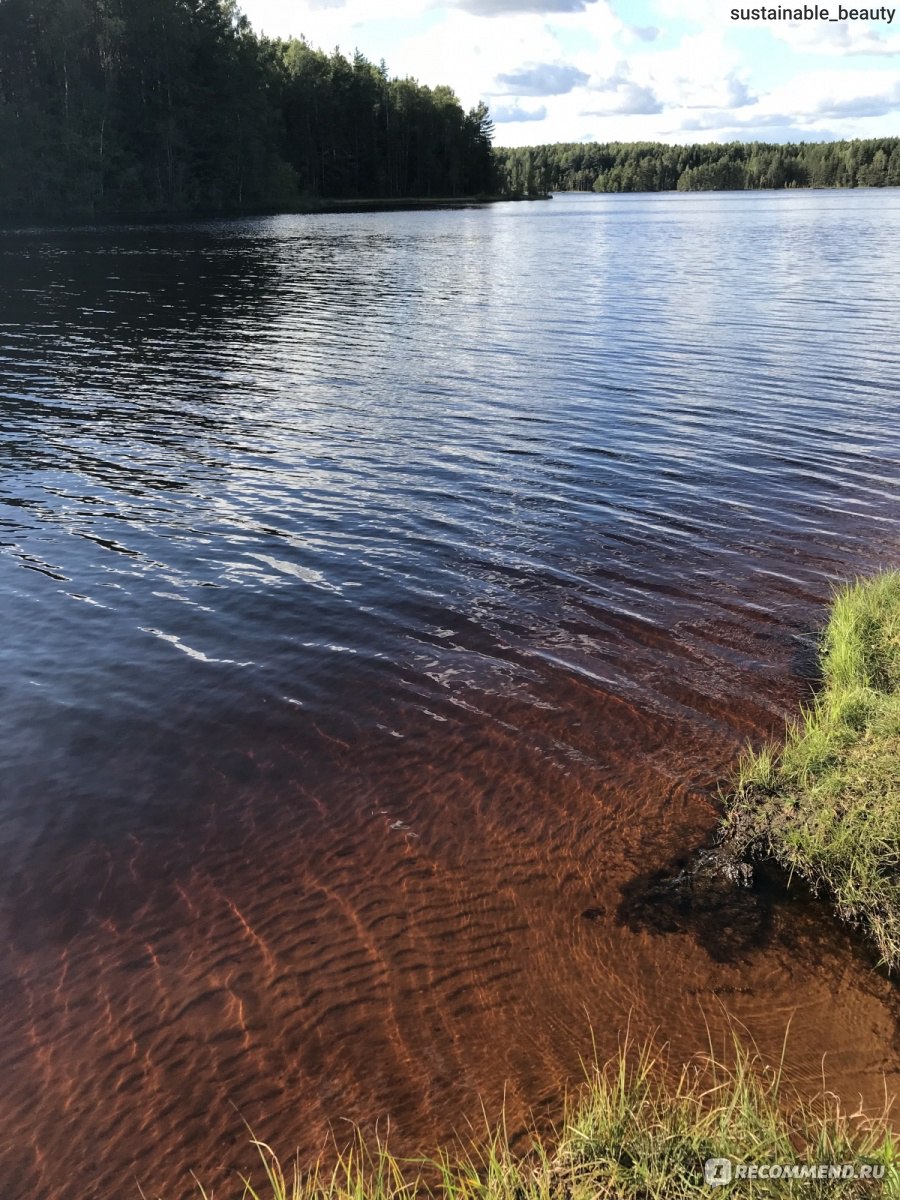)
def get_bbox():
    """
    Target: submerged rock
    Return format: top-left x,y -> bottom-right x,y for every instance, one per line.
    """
614,843 -> 770,964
